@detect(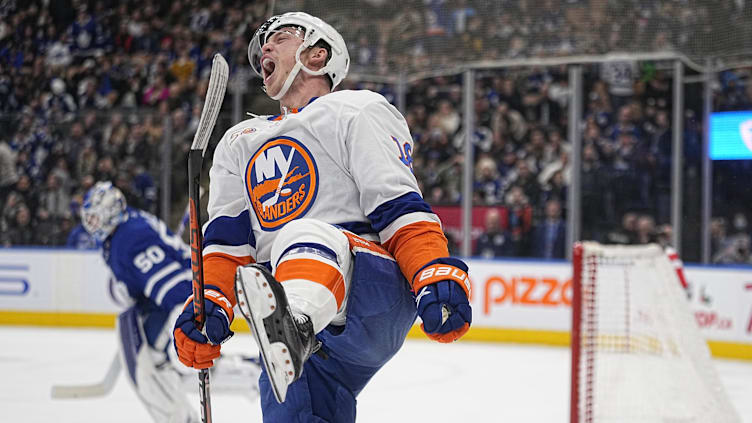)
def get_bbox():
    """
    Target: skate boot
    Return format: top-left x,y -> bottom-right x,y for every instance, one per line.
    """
234,263 -> 320,403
